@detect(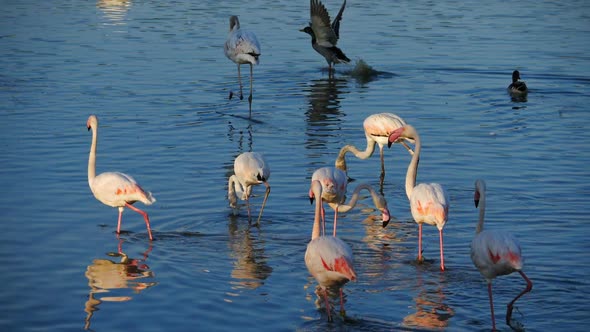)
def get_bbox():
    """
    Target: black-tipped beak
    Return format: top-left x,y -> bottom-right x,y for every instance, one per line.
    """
87,126 -> 91,131
309,197 -> 315,205
382,218 -> 390,228
474,199 -> 479,208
